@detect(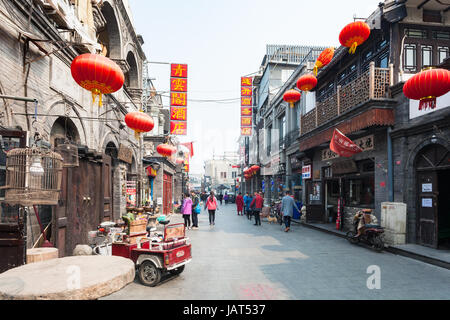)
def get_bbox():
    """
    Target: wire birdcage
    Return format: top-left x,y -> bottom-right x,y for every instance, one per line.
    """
54,142 -> 79,167
3,147 -> 63,206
